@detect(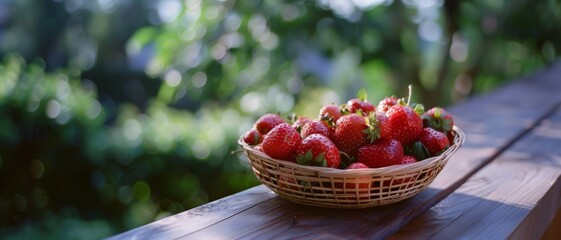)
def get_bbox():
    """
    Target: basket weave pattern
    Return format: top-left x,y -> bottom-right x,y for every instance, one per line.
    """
239,127 -> 465,208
